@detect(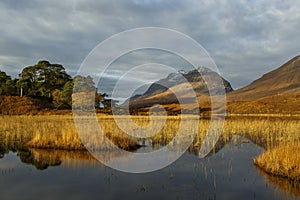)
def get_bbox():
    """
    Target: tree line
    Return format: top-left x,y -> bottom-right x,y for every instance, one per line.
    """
0,60 -> 115,109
